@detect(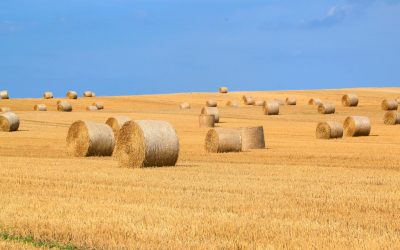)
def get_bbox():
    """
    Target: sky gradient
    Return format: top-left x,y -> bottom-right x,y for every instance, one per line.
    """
1,0 -> 399,97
